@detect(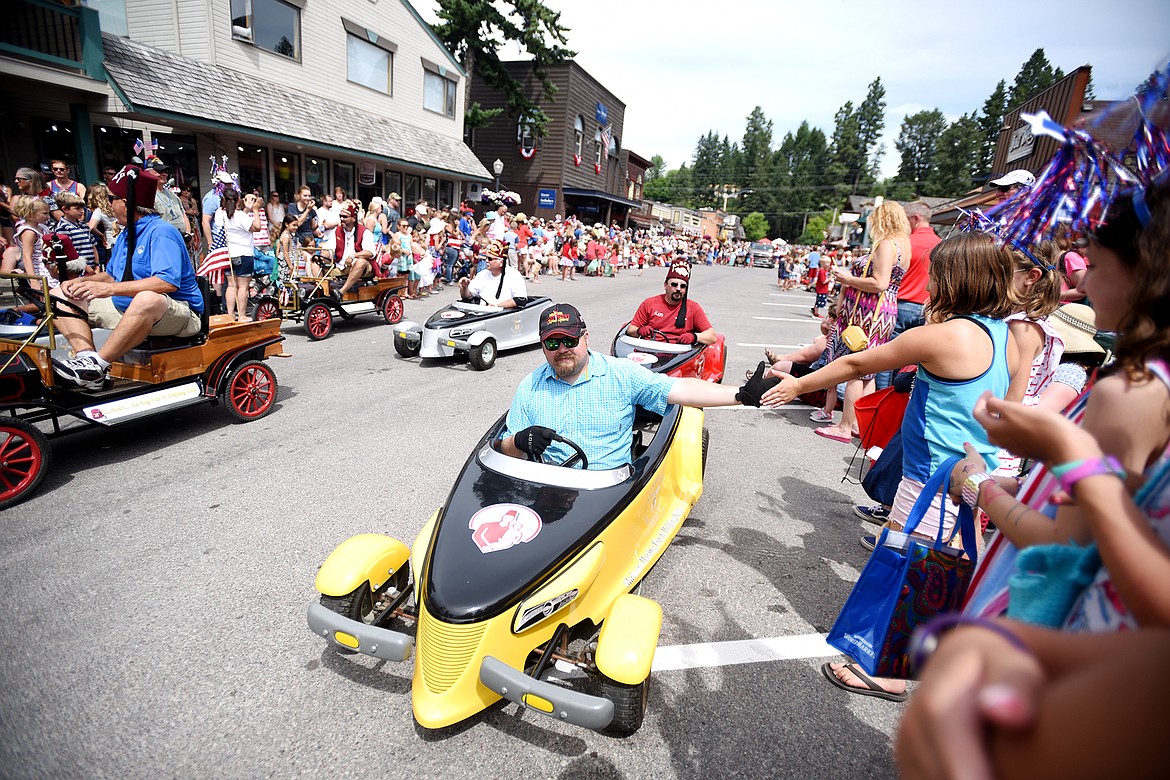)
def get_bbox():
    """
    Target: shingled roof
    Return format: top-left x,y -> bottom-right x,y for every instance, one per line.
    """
101,34 -> 490,181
